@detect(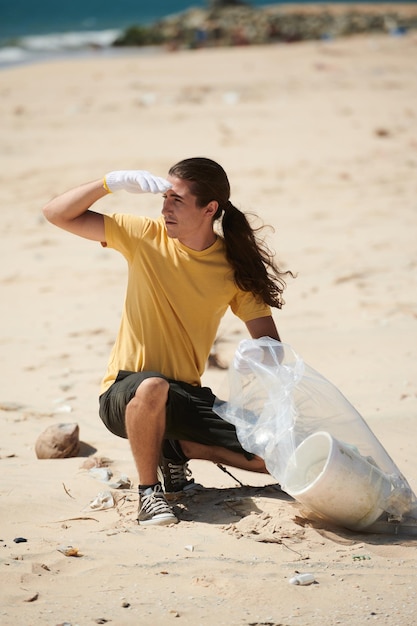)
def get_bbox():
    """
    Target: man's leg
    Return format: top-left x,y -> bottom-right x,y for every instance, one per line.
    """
159,439 -> 268,496
180,440 -> 268,474
125,376 -> 170,485
125,377 -> 179,526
